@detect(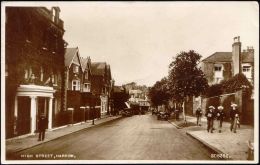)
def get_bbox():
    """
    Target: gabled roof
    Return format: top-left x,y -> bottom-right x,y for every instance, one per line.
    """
202,52 -> 232,62
65,47 -> 83,71
65,47 -> 78,67
91,62 -> 106,76
81,57 -> 92,75
202,52 -> 254,63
